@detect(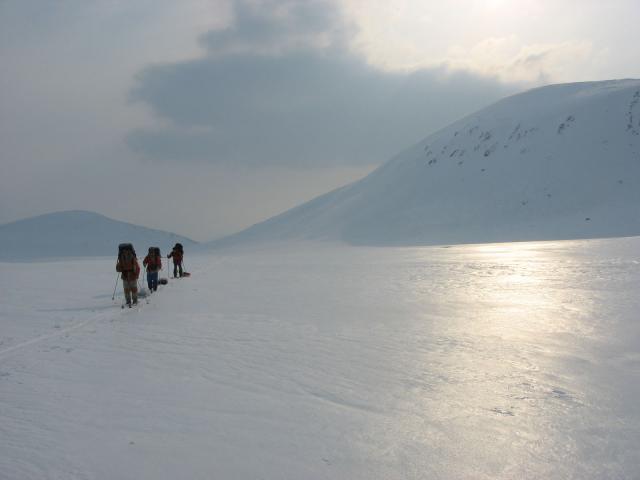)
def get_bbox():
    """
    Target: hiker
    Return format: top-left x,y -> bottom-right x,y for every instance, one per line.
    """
167,243 -> 184,278
116,243 -> 140,306
143,247 -> 162,292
